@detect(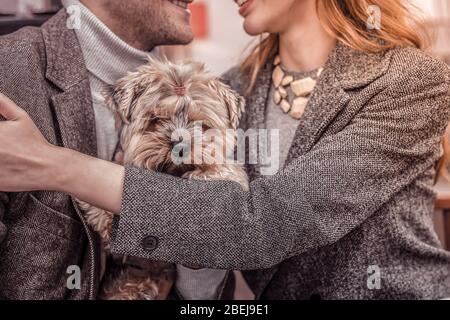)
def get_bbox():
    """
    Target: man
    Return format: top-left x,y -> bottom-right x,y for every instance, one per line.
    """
0,0 -> 229,300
